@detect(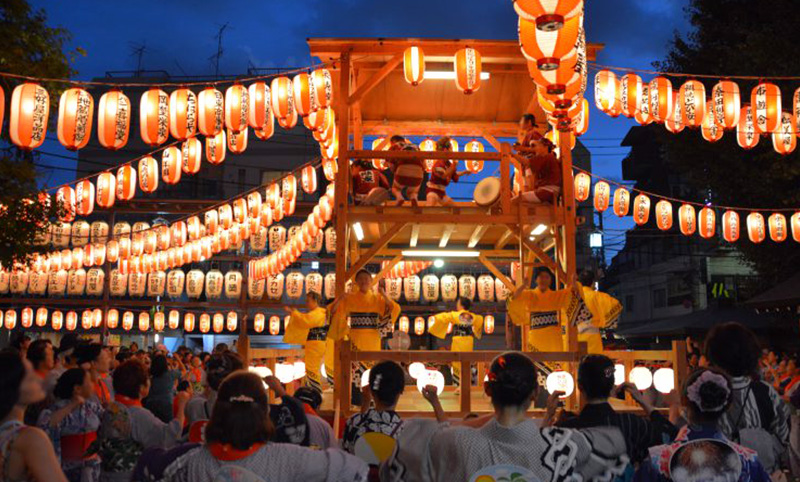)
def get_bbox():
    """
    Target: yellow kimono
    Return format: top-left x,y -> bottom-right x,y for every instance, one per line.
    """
284,307 -> 328,392
575,284 -> 622,354
507,287 -> 584,353
429,310 -> 484,387
329,290 -> 401,389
